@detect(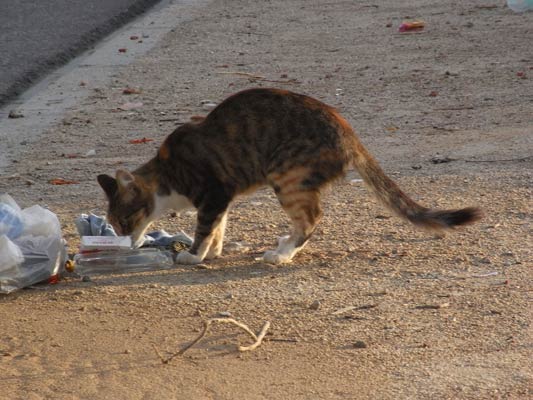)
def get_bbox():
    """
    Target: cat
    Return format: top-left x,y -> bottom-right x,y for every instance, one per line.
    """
97,88 -> 481,265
